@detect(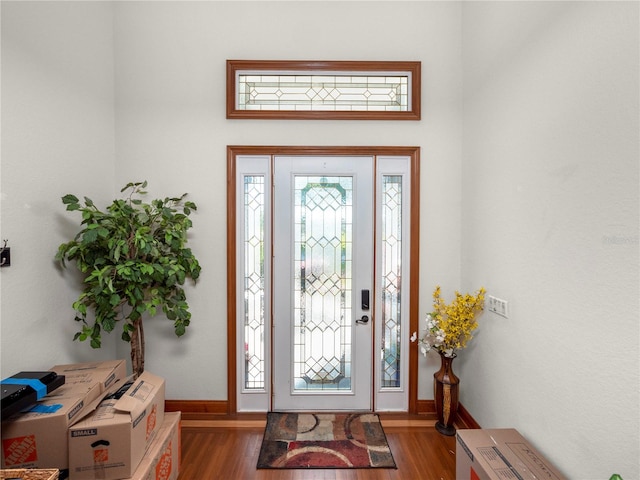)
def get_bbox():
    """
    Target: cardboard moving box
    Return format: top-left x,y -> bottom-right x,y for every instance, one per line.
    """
1,360 -> 127,473
456,429 -> 567,480
126,412 -> 181,480
50,360 -> 126,400
68,371 -> 165,480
